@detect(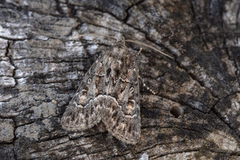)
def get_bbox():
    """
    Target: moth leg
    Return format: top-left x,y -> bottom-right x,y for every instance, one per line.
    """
93,39 -> 99,47
136,48 -> 142,57
139,76 -> 157,95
